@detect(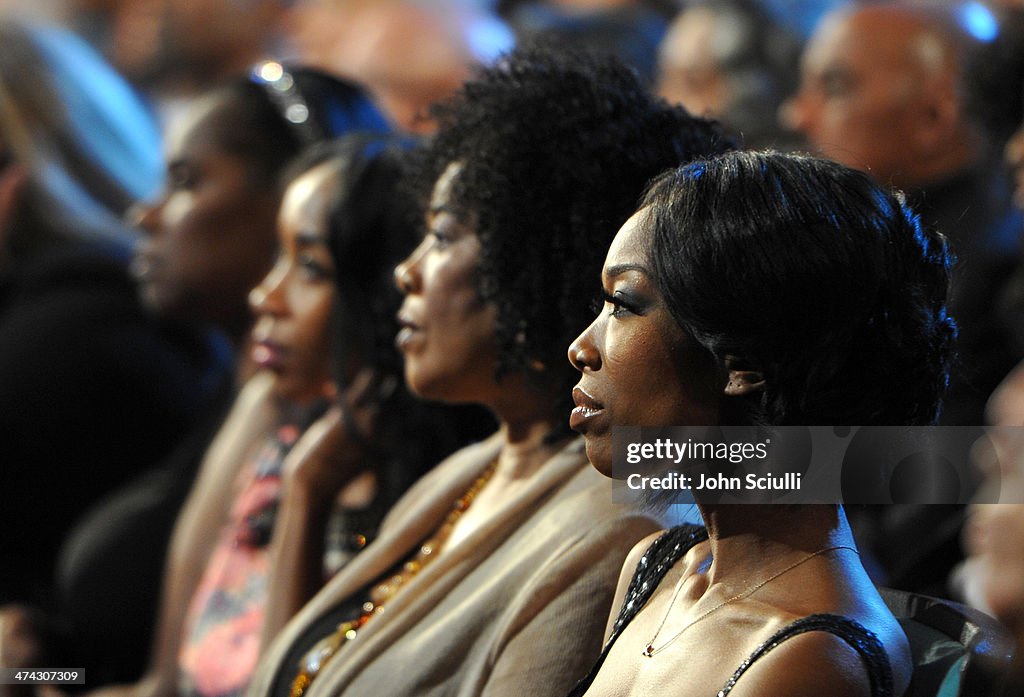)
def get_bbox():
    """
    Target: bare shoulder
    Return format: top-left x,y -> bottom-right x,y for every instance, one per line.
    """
602,531 -> 667,640
619,530 -> 672,593
625,530 -> 667,571
724,629 -> 880,697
